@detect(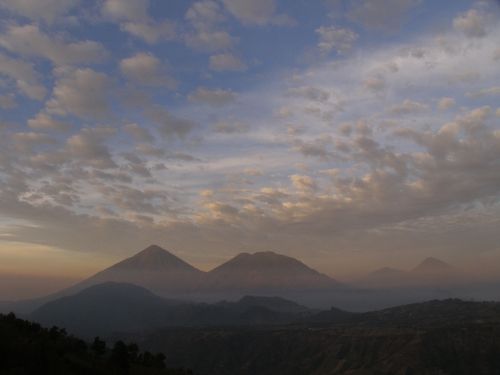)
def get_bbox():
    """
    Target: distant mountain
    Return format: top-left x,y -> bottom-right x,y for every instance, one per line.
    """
355,257 -> 463,288
207,251 -> 339,292
31,282 -> 311,337
412,257 -> 454,273
67,245 -> 205,296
